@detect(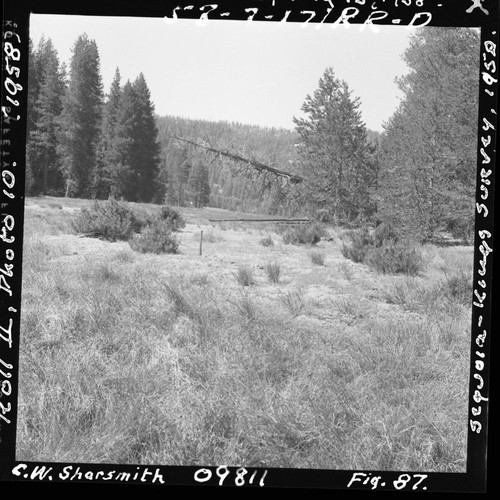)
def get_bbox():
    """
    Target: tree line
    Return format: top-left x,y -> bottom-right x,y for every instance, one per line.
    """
26,33 -> 161,203
291,27 -> 479,243
26,27 -> 479,243
26,32 -> 296,210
